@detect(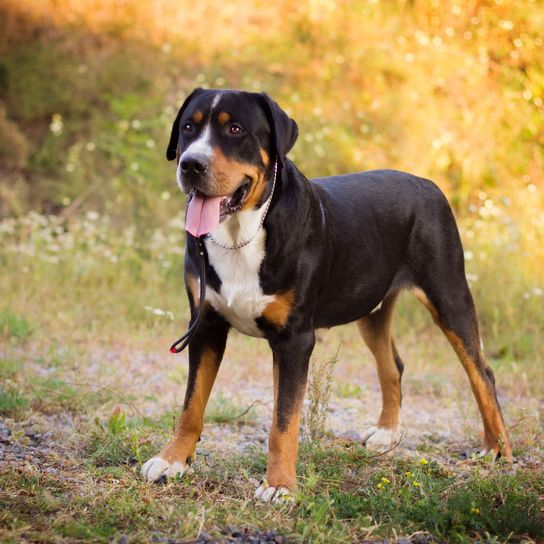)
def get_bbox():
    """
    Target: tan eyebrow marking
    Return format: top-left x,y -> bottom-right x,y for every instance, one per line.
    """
259,147 -> 270,167
218,112 -> 230,125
